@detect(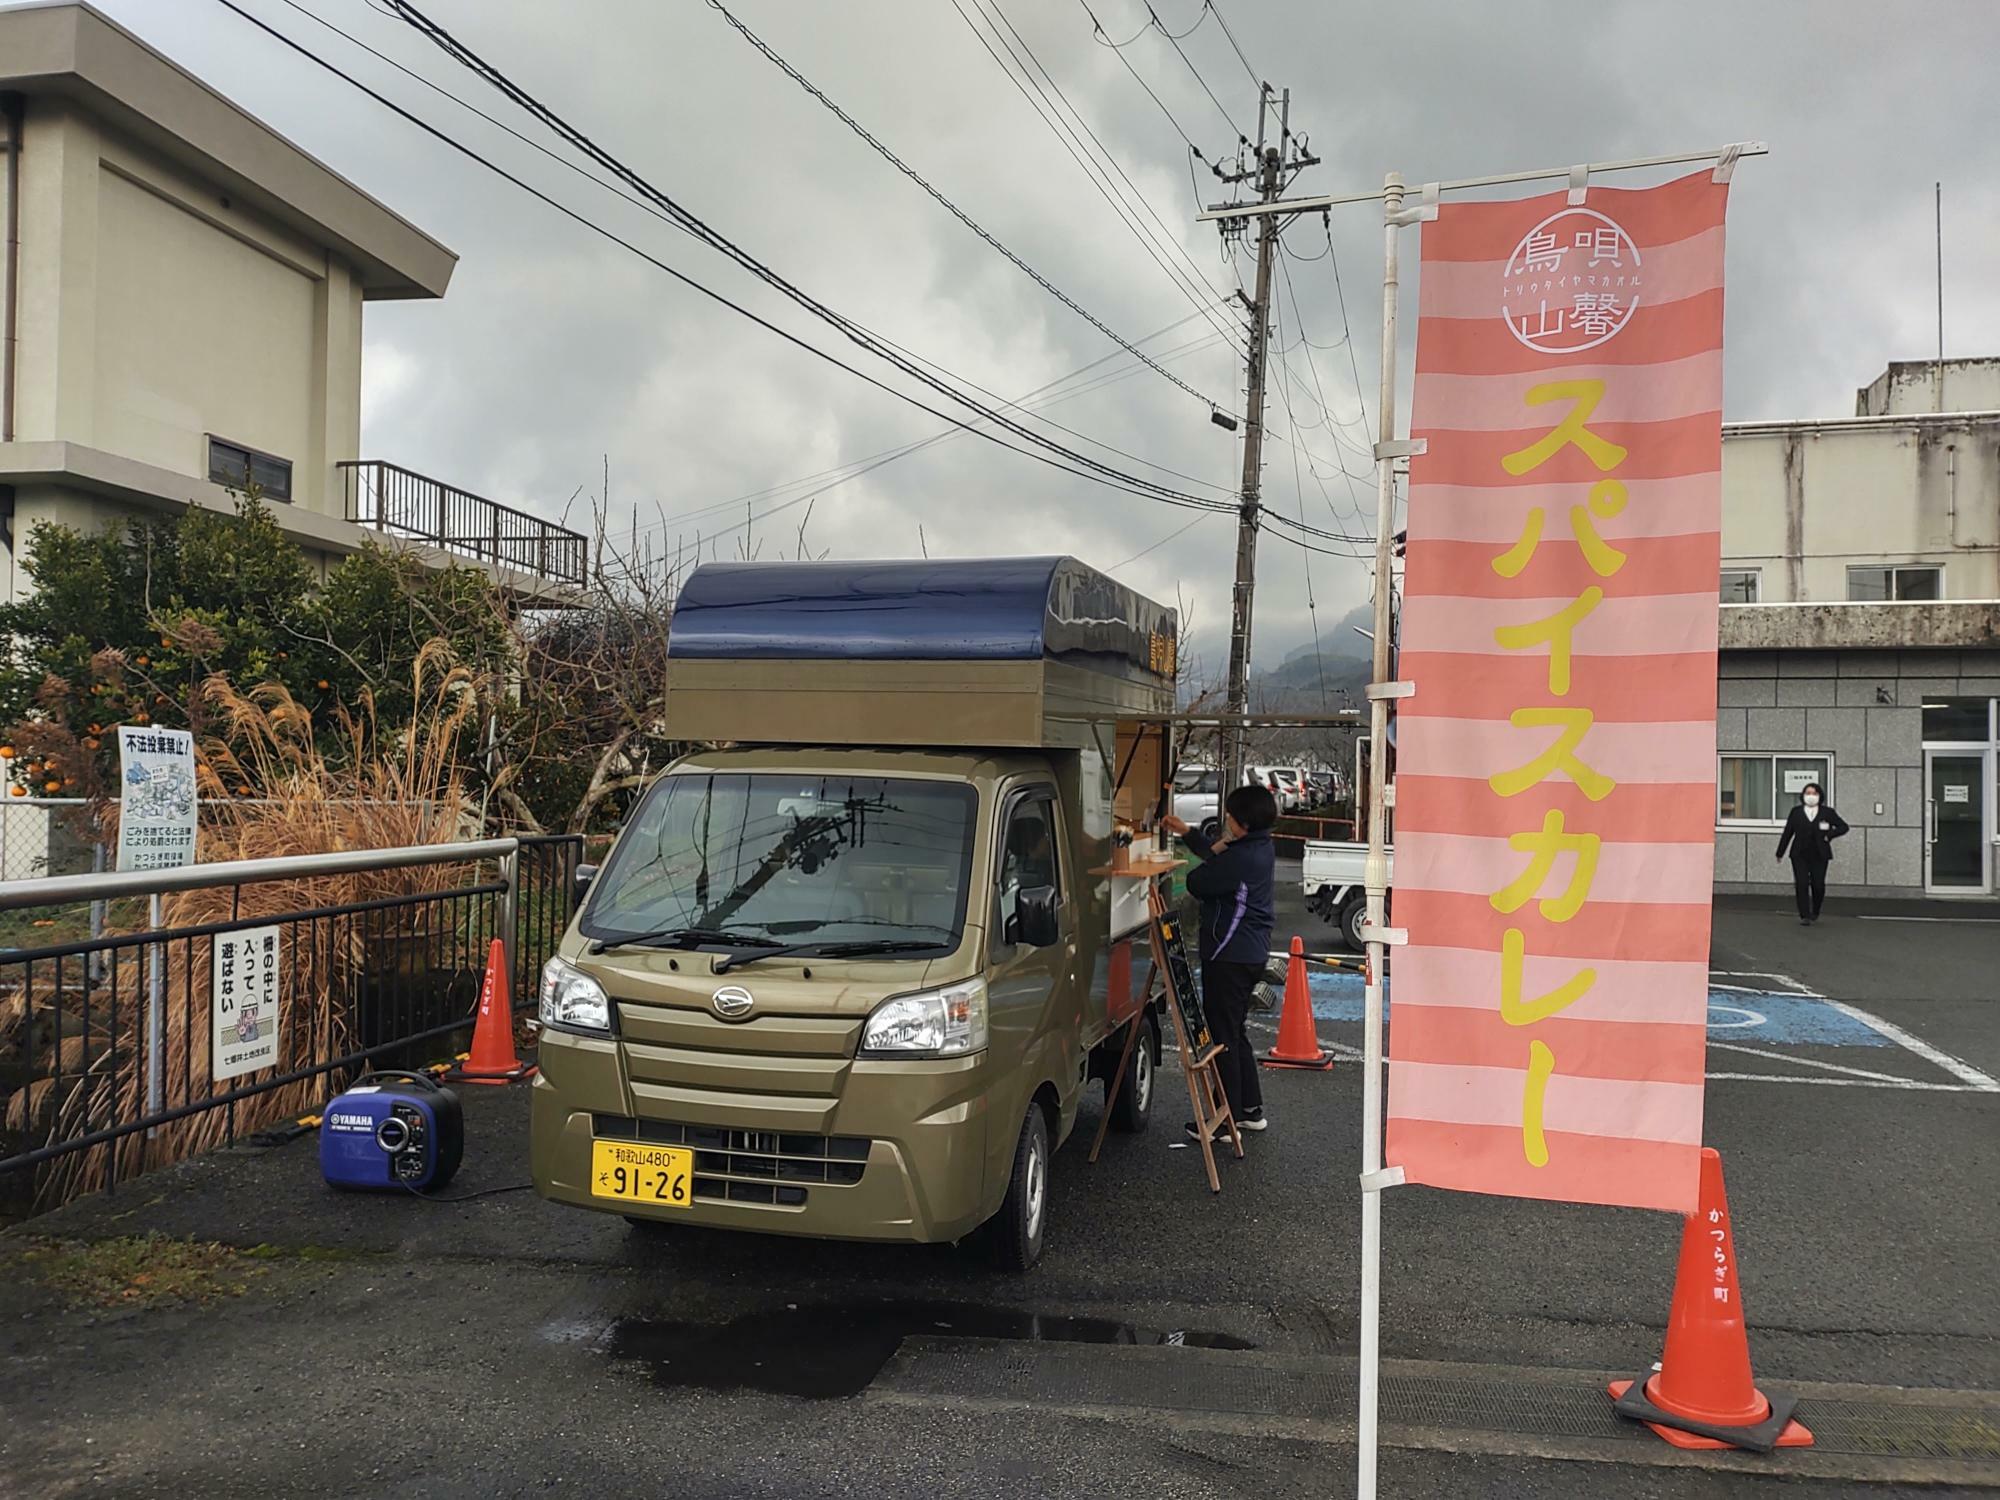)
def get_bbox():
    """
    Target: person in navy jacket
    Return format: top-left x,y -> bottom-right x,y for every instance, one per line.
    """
1774,781 -> 1848,925
1162,782 -> 1279,1133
